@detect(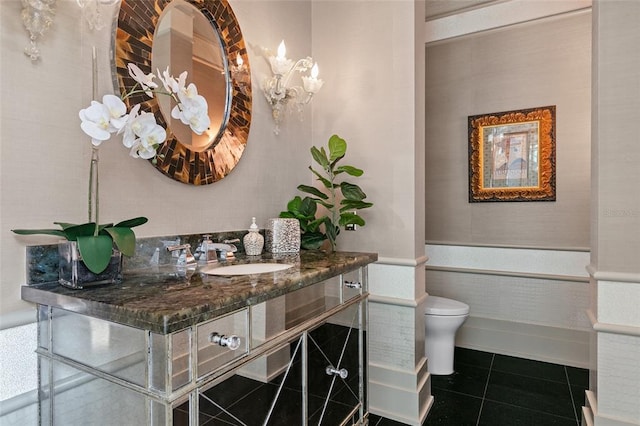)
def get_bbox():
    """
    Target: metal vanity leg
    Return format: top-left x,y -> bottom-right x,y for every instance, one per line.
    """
302,331 -> 308,426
